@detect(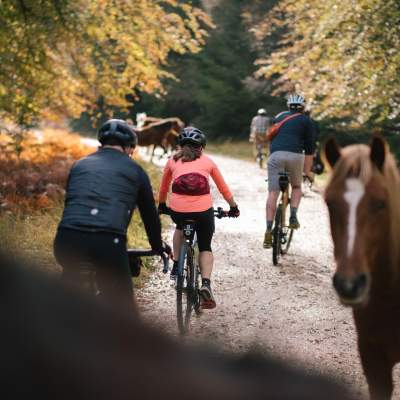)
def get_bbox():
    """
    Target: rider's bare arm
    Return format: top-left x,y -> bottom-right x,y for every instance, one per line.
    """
304,155 -> 314,177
